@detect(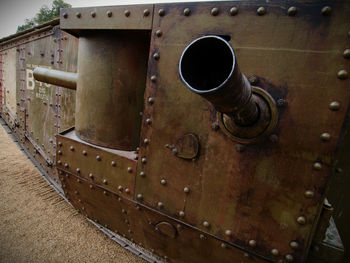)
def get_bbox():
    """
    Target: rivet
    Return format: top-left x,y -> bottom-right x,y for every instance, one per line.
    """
337,70 -> 348,79
287,6 -> 297,16
63,184 -> 66,188
285,254 -> 294,262
156,30 -> 162,37
64,163 -> 69,168
144,138 -> 150,144
76,168 -> 80,173
125,188 -> 130,194
77,179 -> 80,183
277,98 -> 287,107
160,179 -> 166,185
184,8 -> 191,16
124,219 -> 129,224
58,142 -> 62,146
111,161 -> 116,167
271,248 -> 279,256
329,101 -> 340,111
103,179 -> 108,185
225,230 -> 232,236
184,187 -> 190,193
141,157 -> 147,164
257,7 -> 266,16
211,122 -> 220,131
179,211 -> 185,217
89,173 -> 94,179
96,155 -> 101,161
106,10 -> 112,17
124,10 -> 130,17
70,146 -> 74,151
150,75 -> 157,82
211,7 -> 219,16
321,6 -> 332,16
78,199 -> 81,203
153,52 -> 160,60
127,167 -> 133,173
158,9 -> 165,16
203,221 -> 210,227
248,76 -> 259,85
313,162 -> 322,170
118,185 -> 123,191
82,150 -> 87,155
297,216 -> 306,225
65,173 -> 69,178
290,241 -> 299,249
140,171 -> 146,177
76,12 -> 81,18
103,191 -> 107,195
235,144 -> 245,152
137,194 -> 143,200
320,132 -> 330,141
248,240 -> 257,247
89,185 -> 93,189
91,11 -> 96,17
63,13 -> 68,19
157,202 -> 163,208
221,243 -> 227,248
118,197 -> 122,201
82,206 -> 85,210
143,9 -> 150,17
343,49 -> 350,59
199,234 -> 205,240
269,134 -> 278,143
230,7 -> 238,16
146,118 -> 152,125
304,190 -> 314,198
58,150 -> 62,155
148,97 -> 155,104
336,167 -> 343,173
